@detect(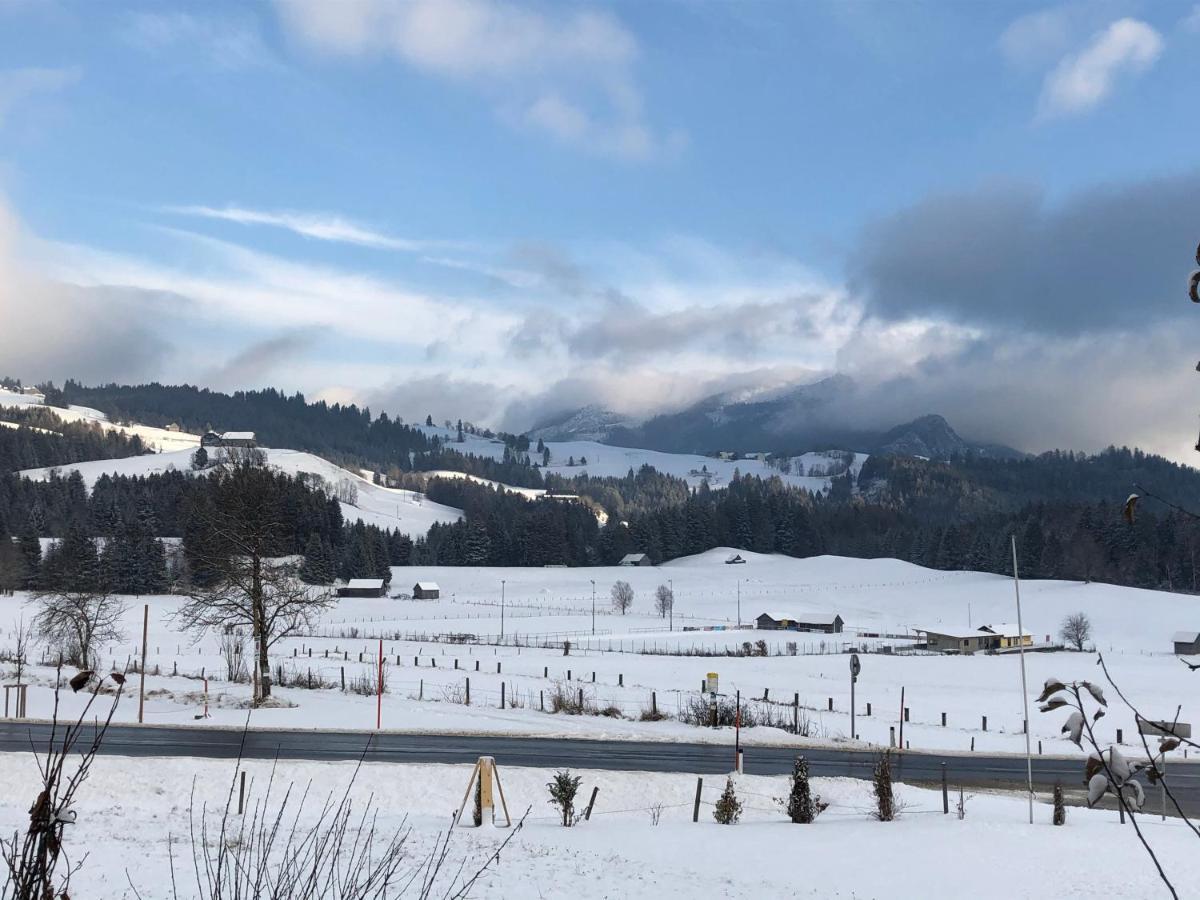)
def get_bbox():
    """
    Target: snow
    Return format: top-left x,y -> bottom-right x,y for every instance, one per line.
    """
0,388 -> 201,453
2,549 -> 1198,759
17,446 -> 463,538
0,754 -> 1196,898
415,425 -> 868,493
